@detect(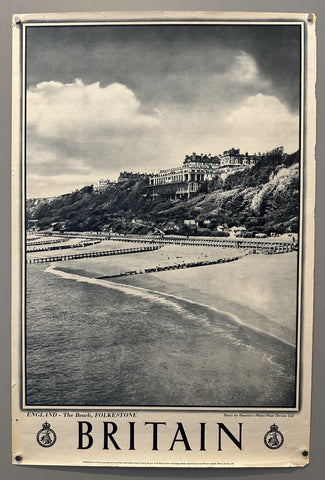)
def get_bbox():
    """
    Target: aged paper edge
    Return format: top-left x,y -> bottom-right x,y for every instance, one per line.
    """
11,11 -> 316,467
